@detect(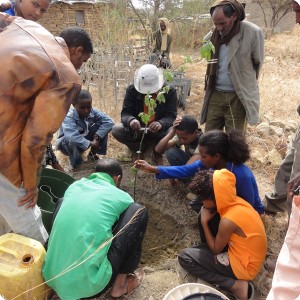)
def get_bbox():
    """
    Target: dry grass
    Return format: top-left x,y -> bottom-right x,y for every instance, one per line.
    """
50,24 -> 300,300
